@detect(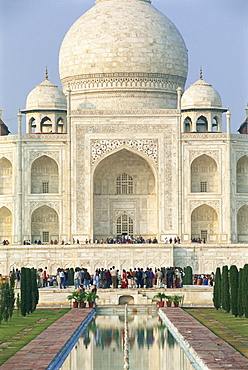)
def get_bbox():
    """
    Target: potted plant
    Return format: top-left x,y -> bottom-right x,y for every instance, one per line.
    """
153,292 -> 166,307
78,291 -> 87,308
164,295 -> 174,307
67,291 -> 79,308
172,295 -> 183,307
86,292 -> 99,308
